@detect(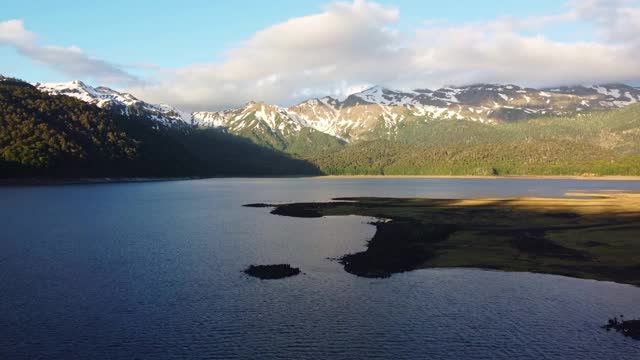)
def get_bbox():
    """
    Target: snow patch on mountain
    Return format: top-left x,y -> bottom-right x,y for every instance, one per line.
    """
31,79 -> 640,143
34,80 -> 190,127
192,101 -> 308,139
